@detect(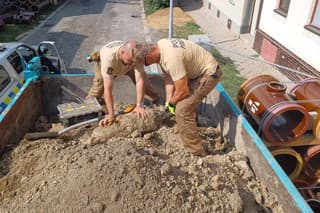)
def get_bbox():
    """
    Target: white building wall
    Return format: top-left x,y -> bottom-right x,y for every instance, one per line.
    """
204,0 -> 252,34
214,0 -> 245,22
259,0 -> 320,71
